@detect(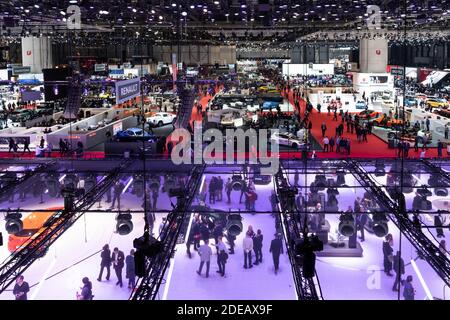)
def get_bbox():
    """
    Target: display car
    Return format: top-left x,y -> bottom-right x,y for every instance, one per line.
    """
116,127 -> 156,141
146,112 -> 177,127
358,110 -> 381,120
355,100 -> 368,110
8,207 -> 64,253
387,129 -> 432,144
261,100 -> 280,110
258,84 -> 278,93
270,132 -> 307,149
404,96 -> 418,107
427,97 -> 448,108
371,114 -> 403,128
434,108 -> 450,118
